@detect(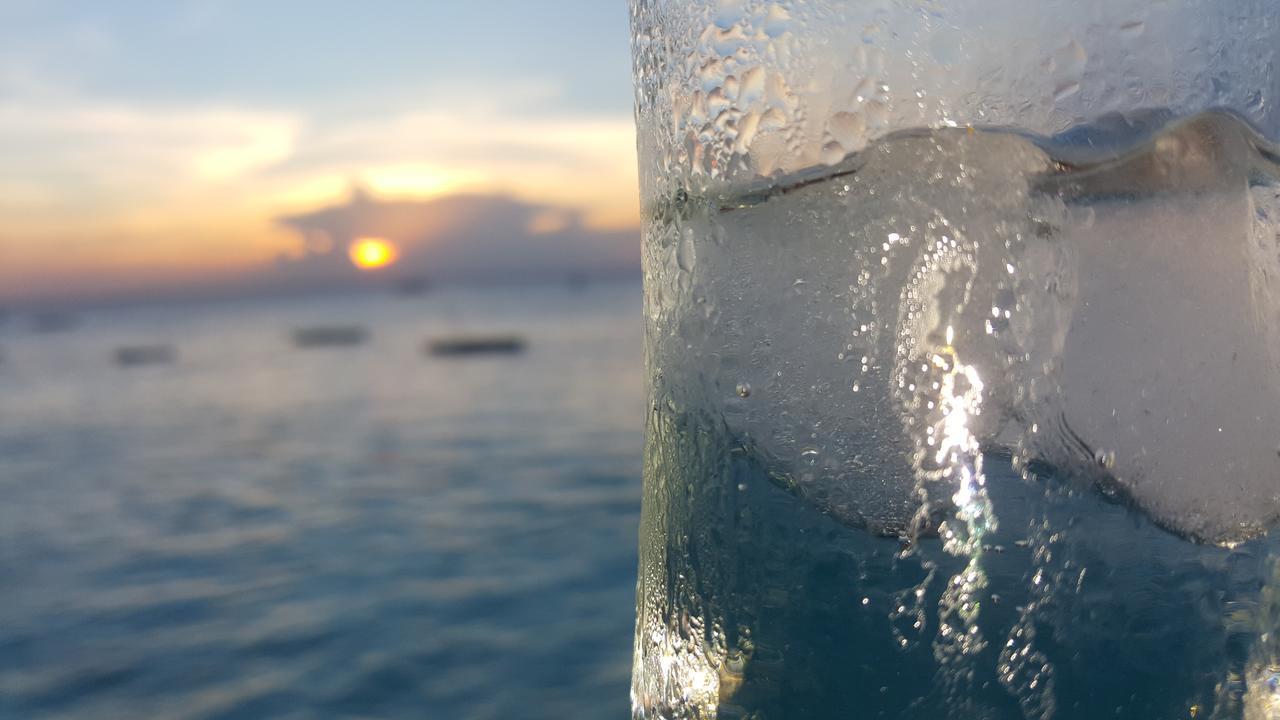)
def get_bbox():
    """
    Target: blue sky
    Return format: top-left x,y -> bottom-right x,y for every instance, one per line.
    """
0,2 -> 633,113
